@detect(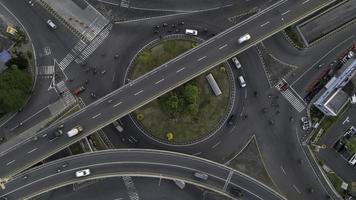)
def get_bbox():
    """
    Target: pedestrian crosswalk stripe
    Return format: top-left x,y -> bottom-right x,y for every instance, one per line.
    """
280,89 -> 306,112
